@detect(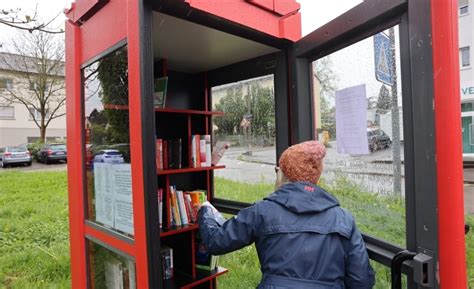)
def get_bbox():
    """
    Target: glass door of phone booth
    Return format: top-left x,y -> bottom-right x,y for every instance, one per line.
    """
214,1 -> 466,289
